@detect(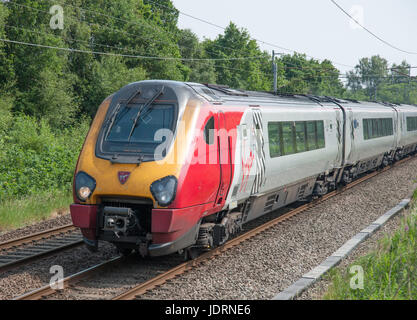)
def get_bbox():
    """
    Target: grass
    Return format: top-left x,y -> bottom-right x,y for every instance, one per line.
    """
323,201 -> 417,300
0,190 -> 73,232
